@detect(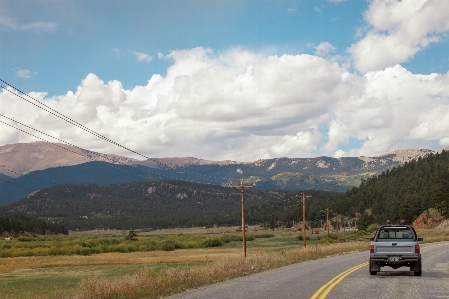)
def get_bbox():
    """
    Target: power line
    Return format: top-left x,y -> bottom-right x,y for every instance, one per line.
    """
0,117 -> 168,182
0,165 -> 59,187
0,115 -> 268,202
0,80 -> 223,185
0,177 -> 35,193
